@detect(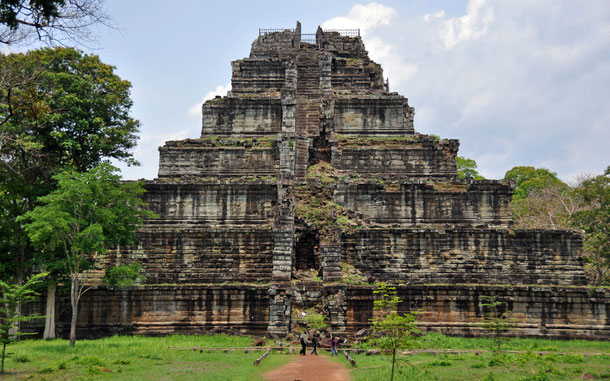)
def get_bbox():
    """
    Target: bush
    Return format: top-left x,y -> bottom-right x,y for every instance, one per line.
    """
102,263 -> 145,287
